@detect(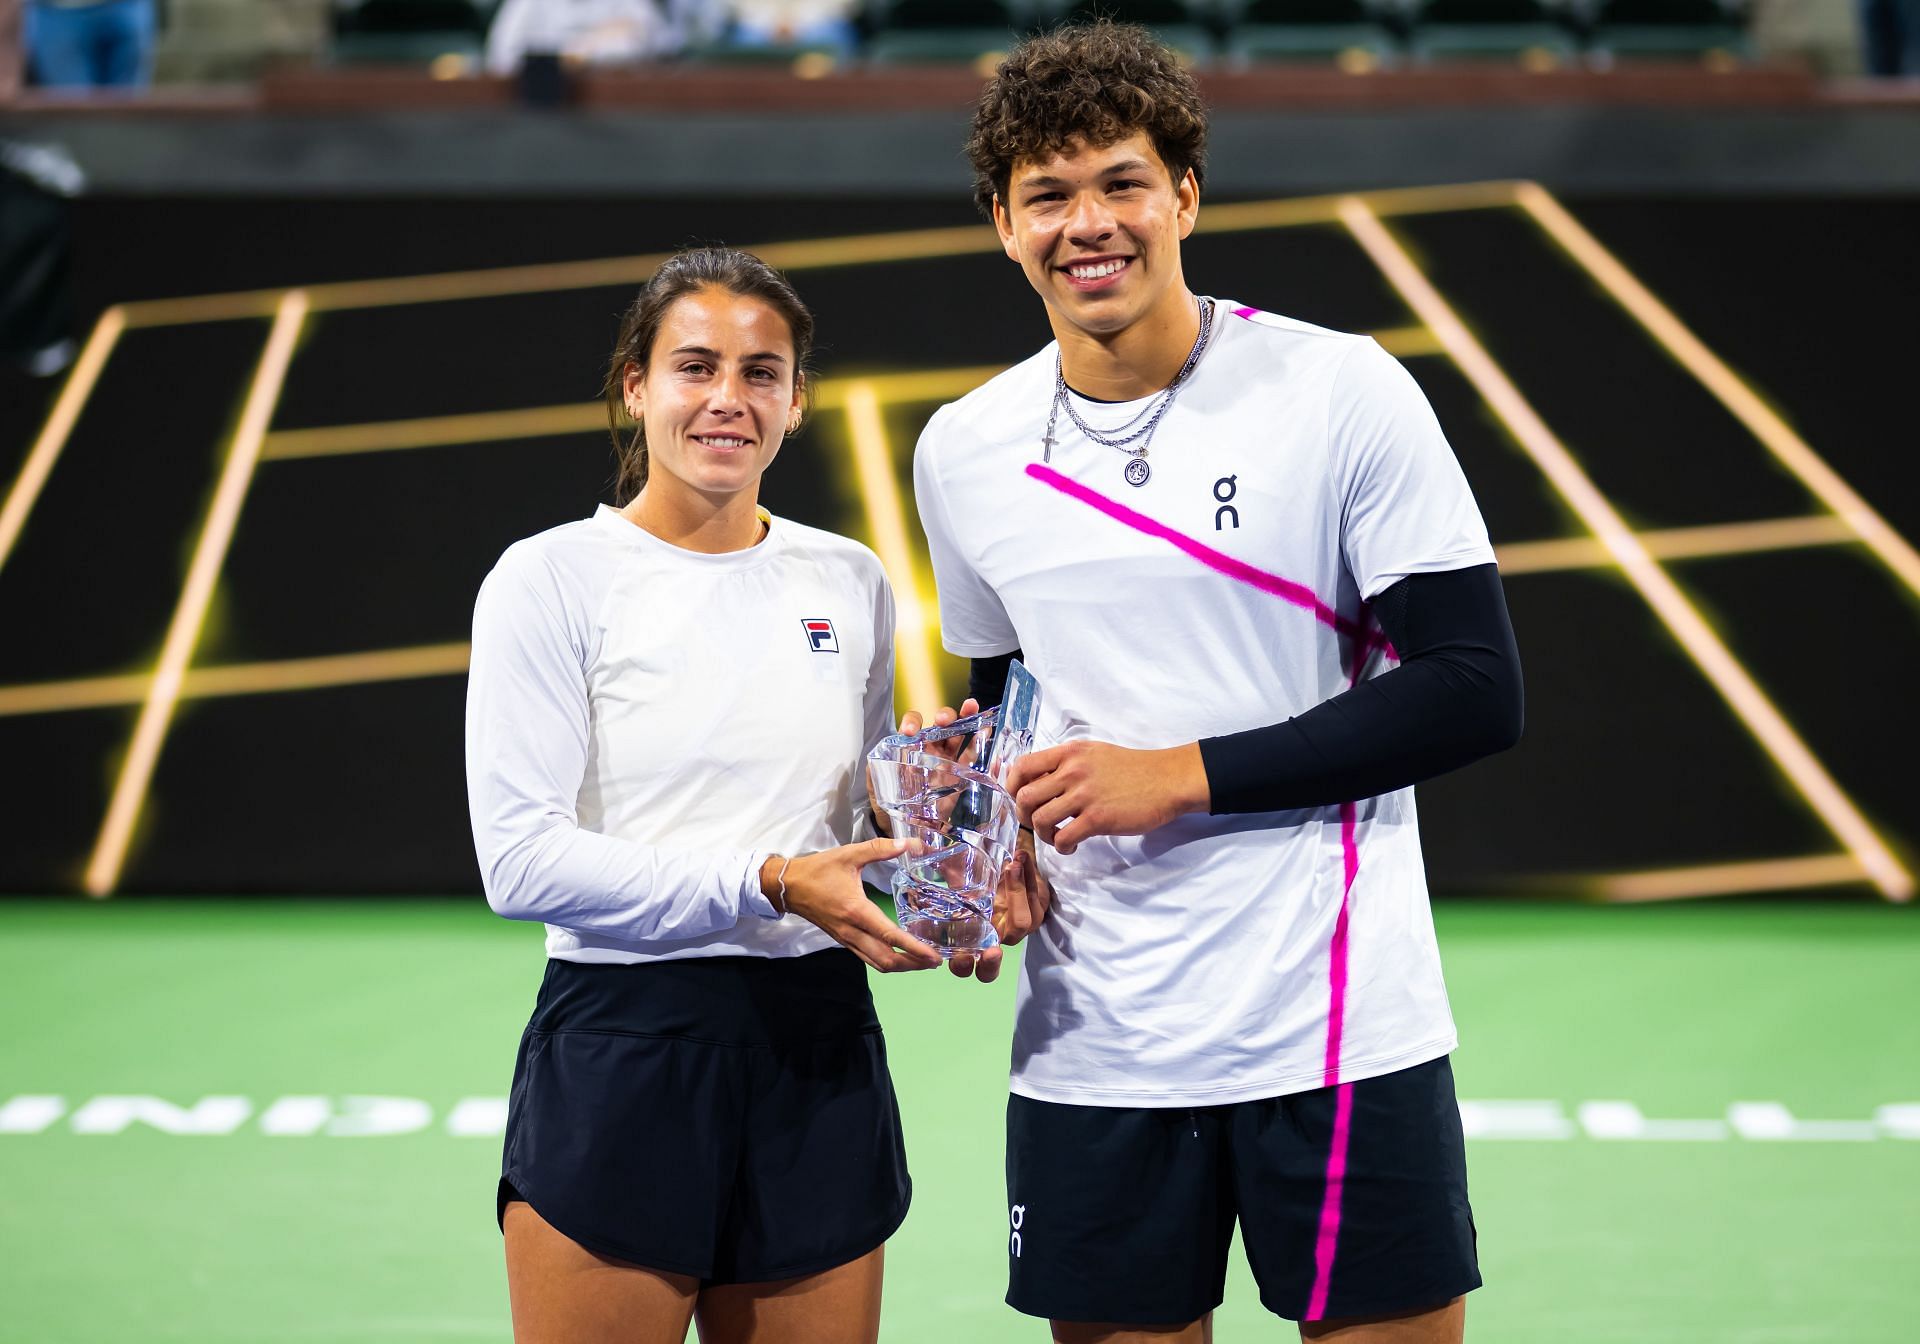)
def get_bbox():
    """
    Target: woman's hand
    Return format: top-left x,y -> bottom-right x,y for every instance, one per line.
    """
896,698 -> 982,762
765,839 -> 942,974
870,698 -> 982,838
